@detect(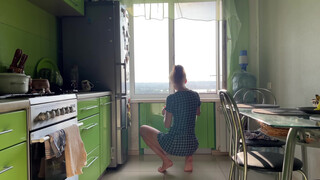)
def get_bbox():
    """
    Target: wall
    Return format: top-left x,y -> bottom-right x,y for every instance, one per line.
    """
250,0 -> 320,178
257,0 -> 320,107
0,0 -> 58,77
